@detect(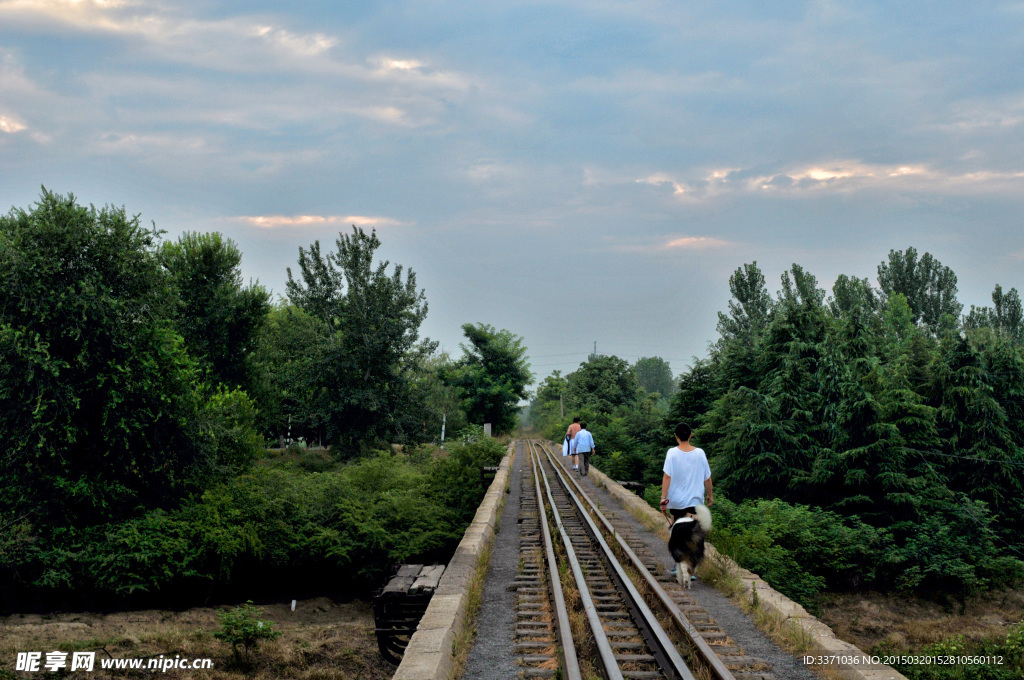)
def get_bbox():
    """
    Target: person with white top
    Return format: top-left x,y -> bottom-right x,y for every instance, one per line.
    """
570,423 -> 596,476
659,422 -> 713,520
659,422 -> 713,580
